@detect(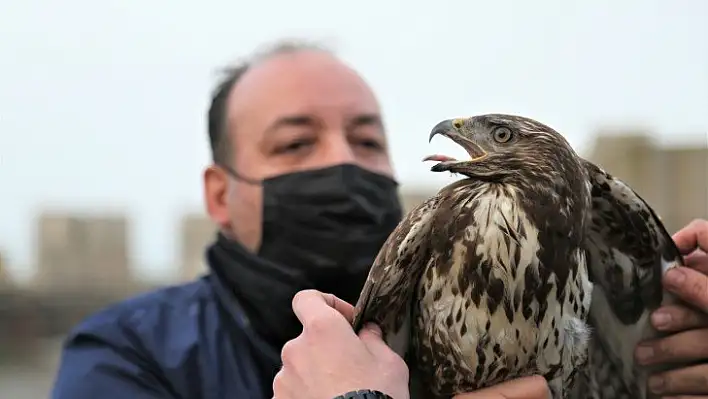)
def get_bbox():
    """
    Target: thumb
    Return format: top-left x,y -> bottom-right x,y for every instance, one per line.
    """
358,323 -> 391,355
